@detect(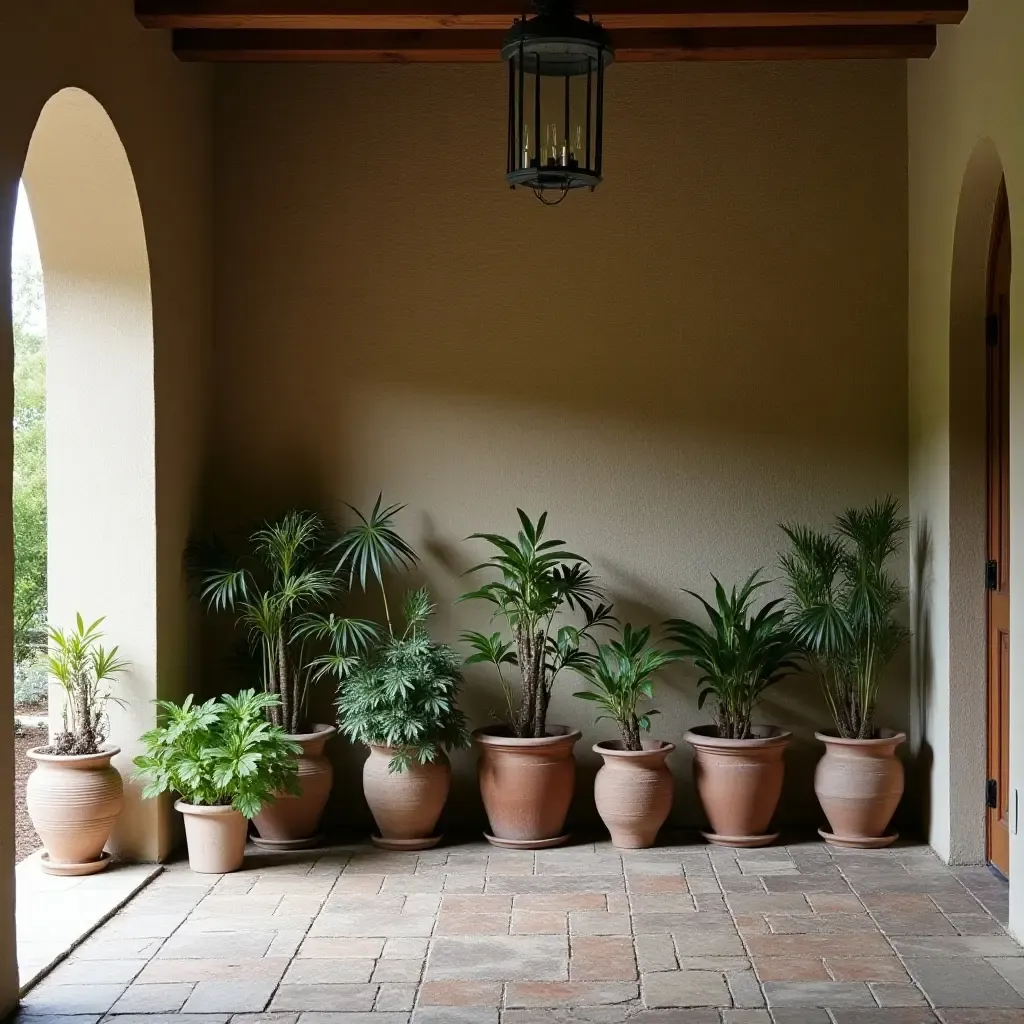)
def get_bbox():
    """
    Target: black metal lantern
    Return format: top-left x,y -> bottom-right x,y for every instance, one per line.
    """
503,1 -> 614,205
